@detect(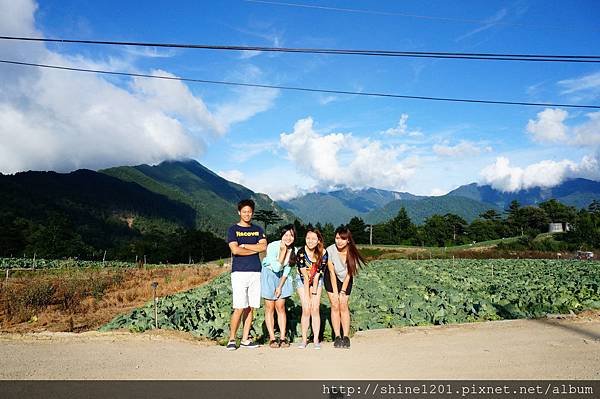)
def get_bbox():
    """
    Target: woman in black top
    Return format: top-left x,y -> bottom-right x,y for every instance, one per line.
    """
295,228 -> 328,349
